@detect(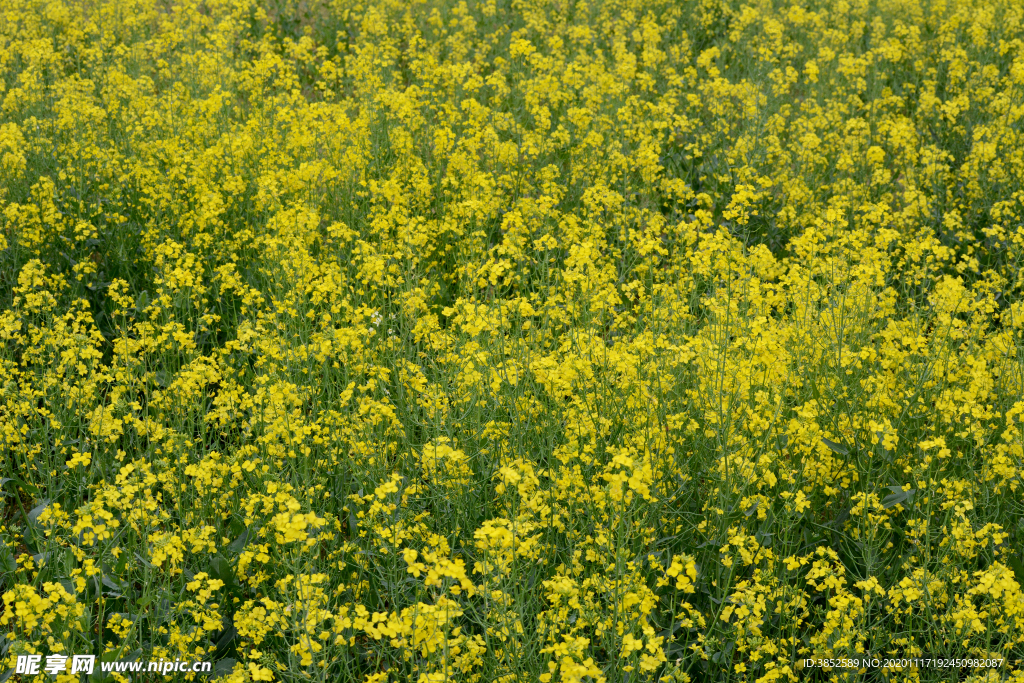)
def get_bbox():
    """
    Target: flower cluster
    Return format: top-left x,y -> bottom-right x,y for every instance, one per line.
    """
3,0 -> 1024,681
